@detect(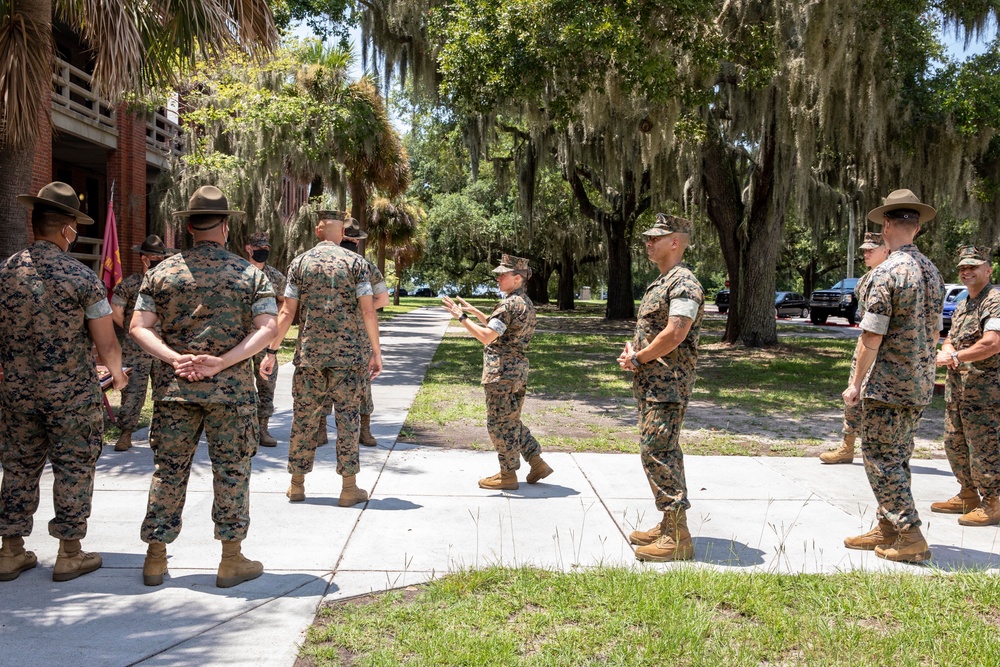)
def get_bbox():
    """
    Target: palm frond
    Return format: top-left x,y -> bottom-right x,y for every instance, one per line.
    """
0,3 -> 50,150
